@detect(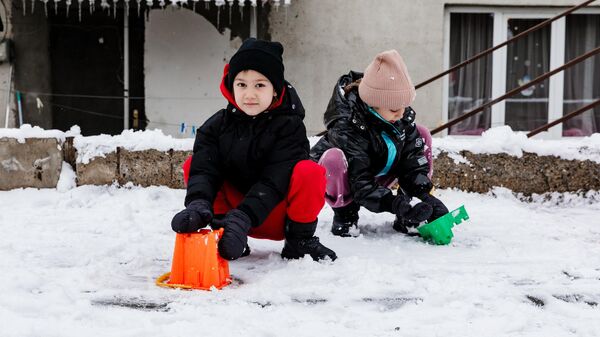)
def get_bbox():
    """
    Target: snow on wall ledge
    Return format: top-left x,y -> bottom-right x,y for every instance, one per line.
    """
1,125 -> 599,193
